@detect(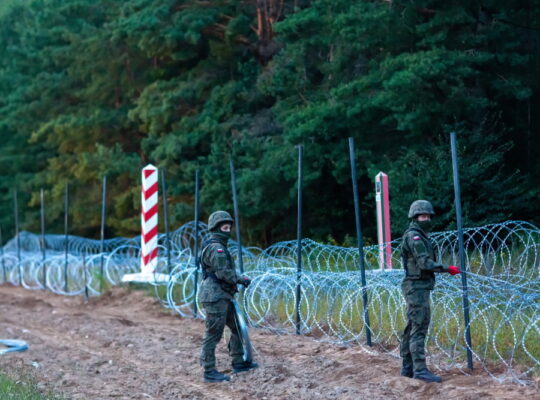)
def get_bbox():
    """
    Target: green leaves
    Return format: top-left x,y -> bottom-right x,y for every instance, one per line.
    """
0,0 -> 538,245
